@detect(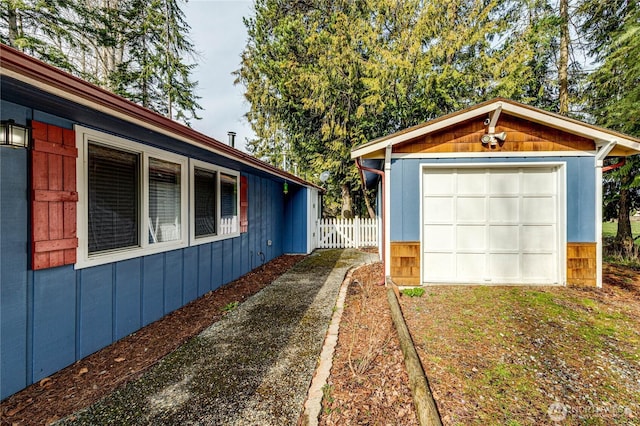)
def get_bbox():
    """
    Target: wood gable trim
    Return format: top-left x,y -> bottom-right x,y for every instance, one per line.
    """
392,113 -> 596,154
352,98 -> 640,159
